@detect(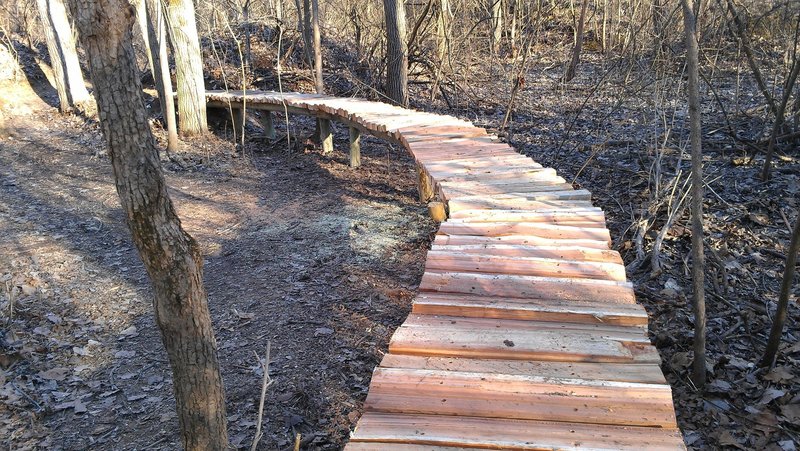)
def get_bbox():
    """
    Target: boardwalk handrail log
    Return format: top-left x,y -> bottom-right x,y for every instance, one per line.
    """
205,90 -> 687,450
